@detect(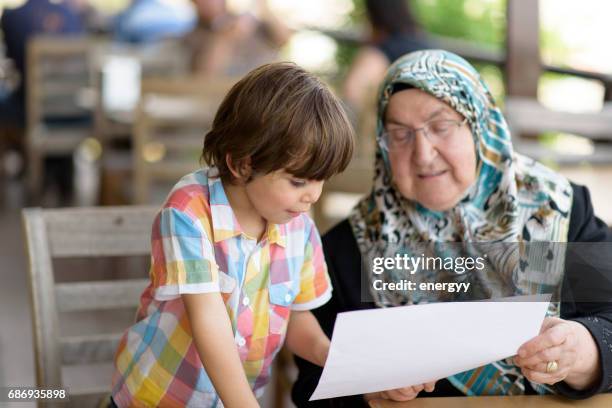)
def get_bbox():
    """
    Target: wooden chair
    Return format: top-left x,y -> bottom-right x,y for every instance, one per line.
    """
22,206 -> 157,407
25,36 -> 96,197
504,97 -> 612,164
133,77 -> 237,204
89,42 -> 193,205
91,40 -> 191,146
